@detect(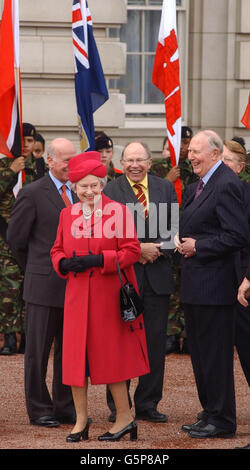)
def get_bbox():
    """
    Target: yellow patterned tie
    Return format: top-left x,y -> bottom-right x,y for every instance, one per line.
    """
133,184 -> 149,218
